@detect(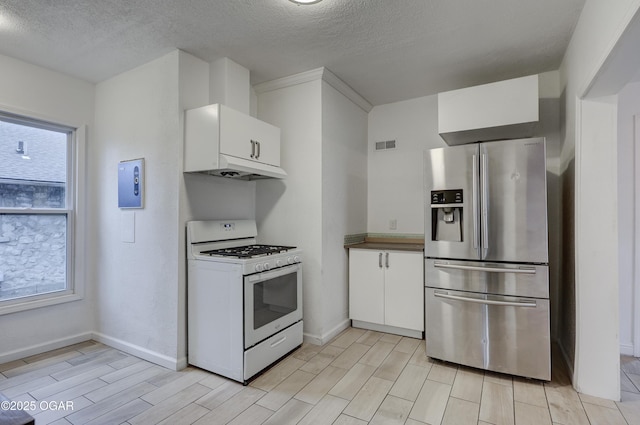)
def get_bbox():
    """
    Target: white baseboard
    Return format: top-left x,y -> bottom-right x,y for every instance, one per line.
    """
0,332 -> 93,364
92,332 -> 184,371
303,319 -> 351,346
620,343 -> 634,356
351,320 -> 423,339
